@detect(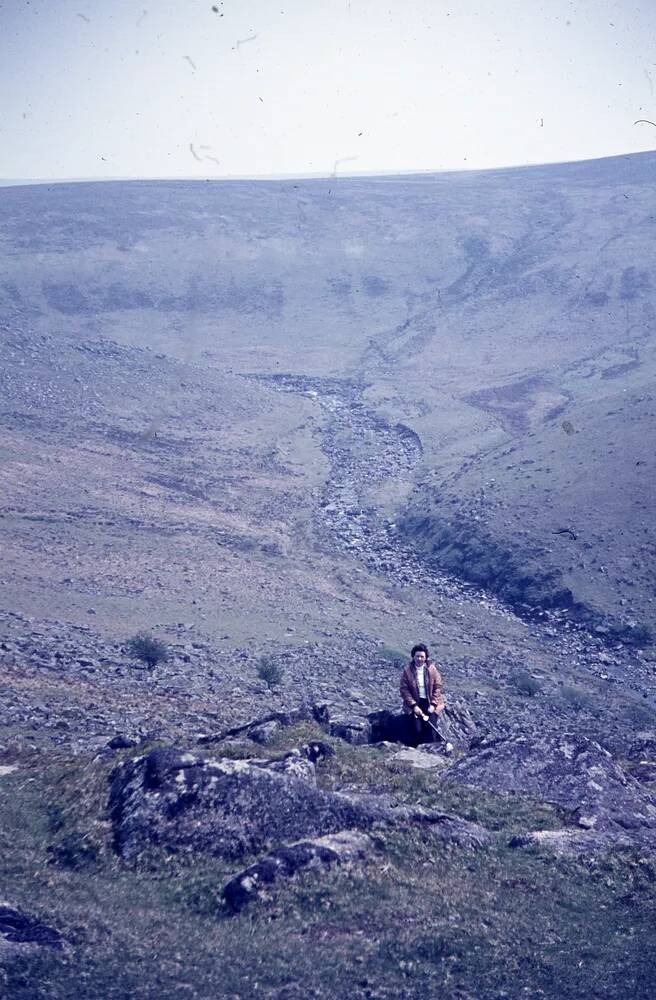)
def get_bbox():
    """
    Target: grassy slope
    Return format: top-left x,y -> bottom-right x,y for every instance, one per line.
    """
0,328 -> 350,643
3,727 -> 656,1000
